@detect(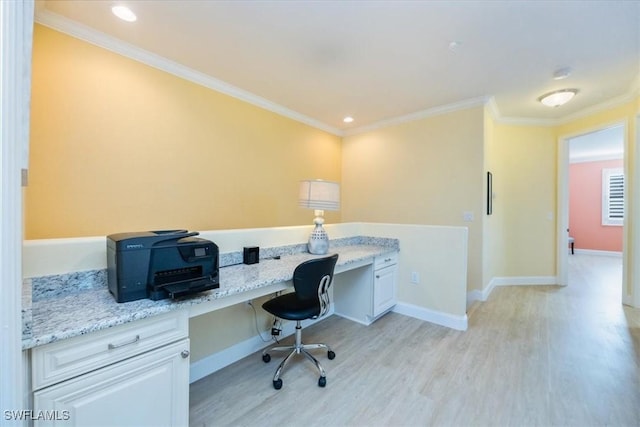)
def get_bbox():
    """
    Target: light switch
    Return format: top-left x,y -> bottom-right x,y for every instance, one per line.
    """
411,271 -> 420,284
